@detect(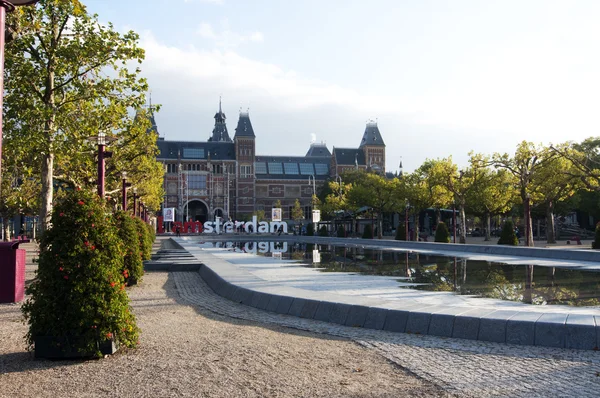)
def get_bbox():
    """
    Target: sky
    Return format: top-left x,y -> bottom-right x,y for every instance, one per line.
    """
85,0 -> 600,173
